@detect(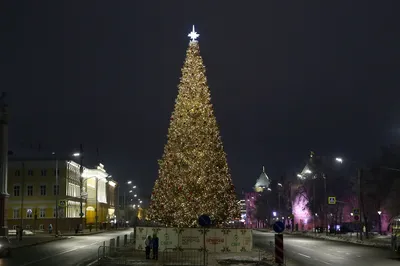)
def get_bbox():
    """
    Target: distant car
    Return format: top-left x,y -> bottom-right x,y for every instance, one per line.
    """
0,236 -> 11,257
